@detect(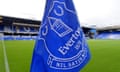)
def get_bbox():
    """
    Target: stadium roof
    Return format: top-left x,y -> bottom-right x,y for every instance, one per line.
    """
81,23 -> 120,30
